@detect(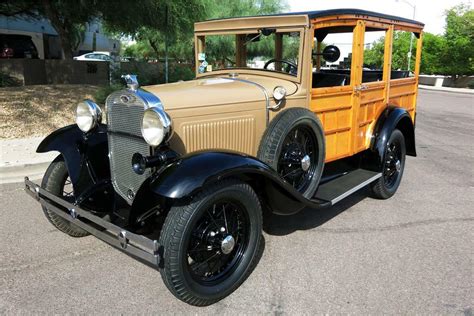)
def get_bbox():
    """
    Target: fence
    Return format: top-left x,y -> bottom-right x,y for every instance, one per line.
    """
0,59 -> 110,85
0,59 -> 194,86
